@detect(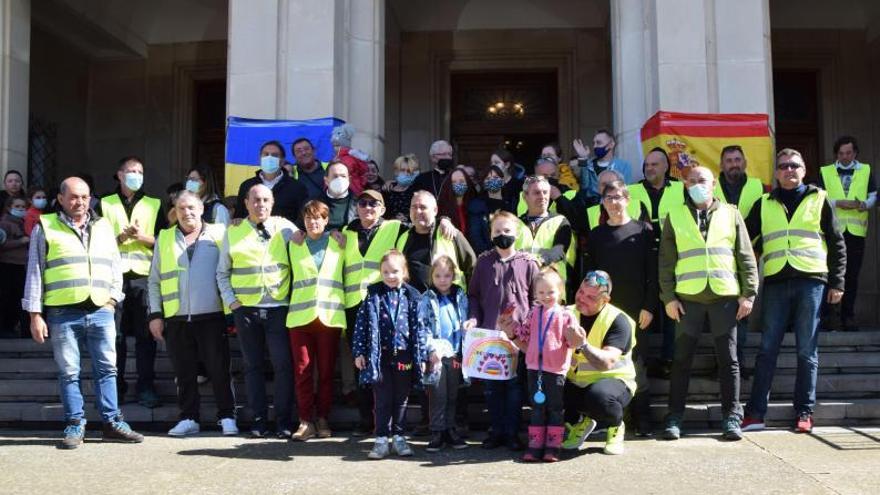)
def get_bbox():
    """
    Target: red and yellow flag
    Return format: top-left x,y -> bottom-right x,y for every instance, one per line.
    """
640,111 -> 774,185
